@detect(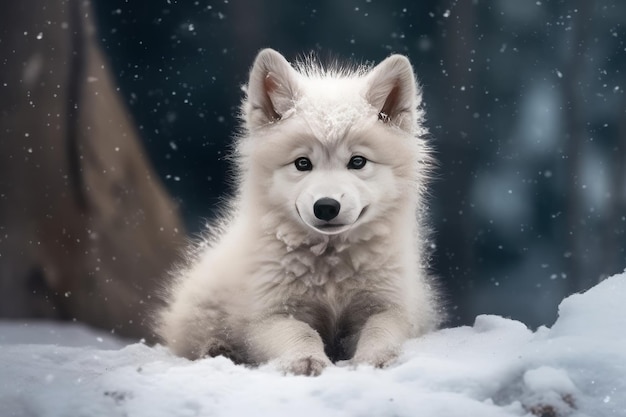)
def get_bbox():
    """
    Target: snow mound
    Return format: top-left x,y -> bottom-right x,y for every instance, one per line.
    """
1,273 -> 625,417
